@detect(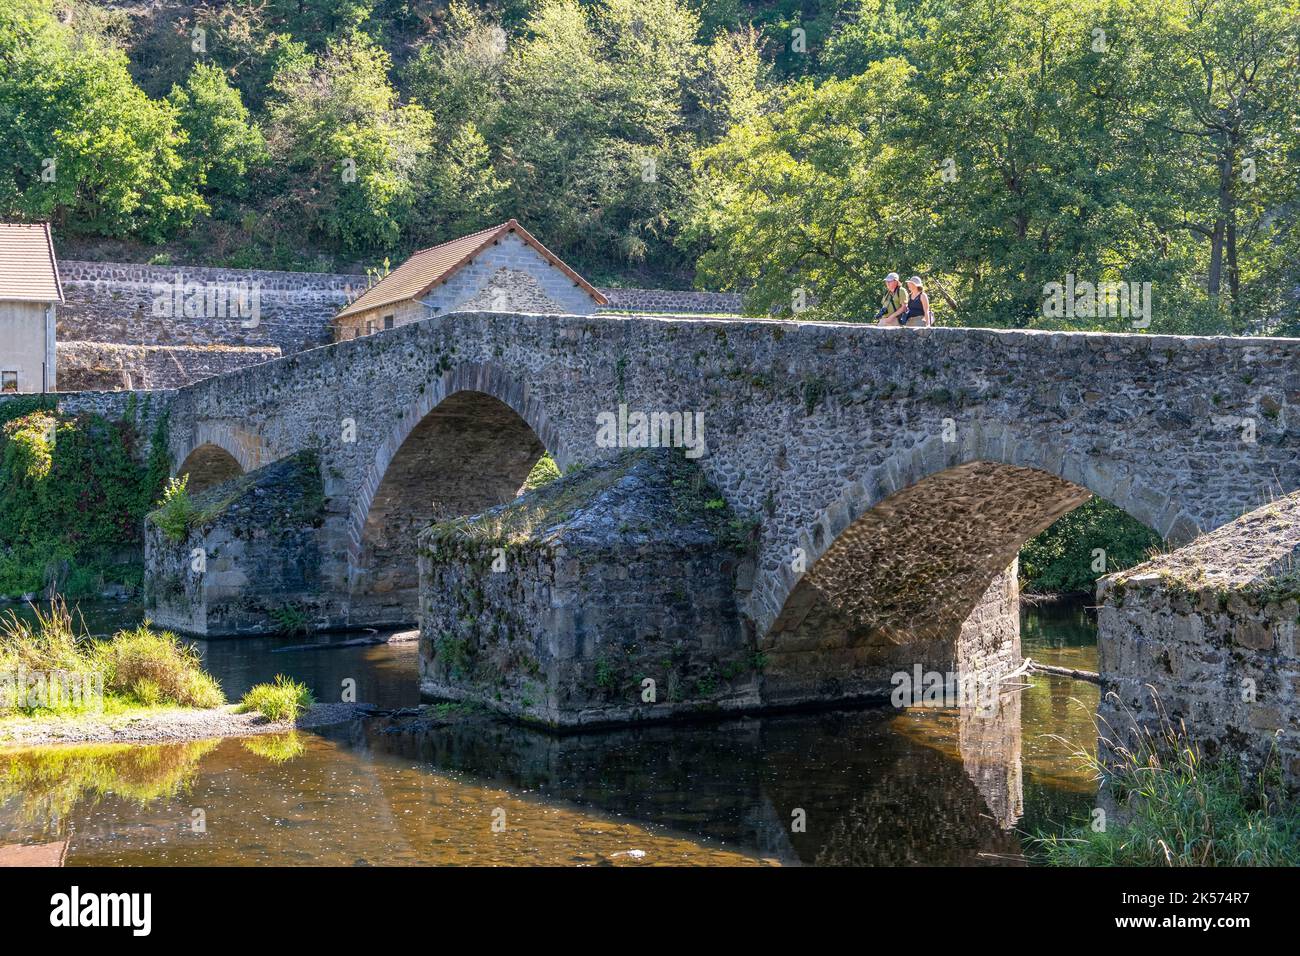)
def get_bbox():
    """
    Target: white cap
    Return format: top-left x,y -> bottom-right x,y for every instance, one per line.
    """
885,272 -> 900,282
908,275 -> 923,286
